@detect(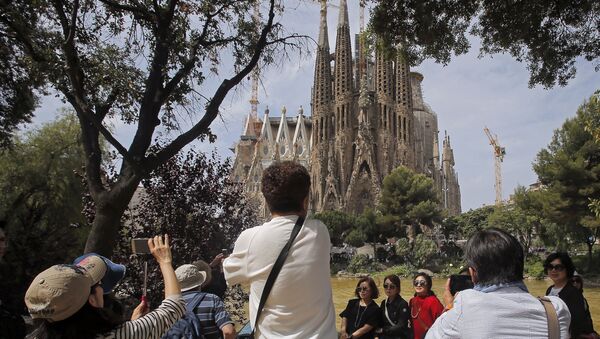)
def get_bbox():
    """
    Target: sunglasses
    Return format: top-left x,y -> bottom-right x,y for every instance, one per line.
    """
545,264 -> 565,272
356,287 -> 370,293
383,283 -> 397,289
413,280 -> 427,287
